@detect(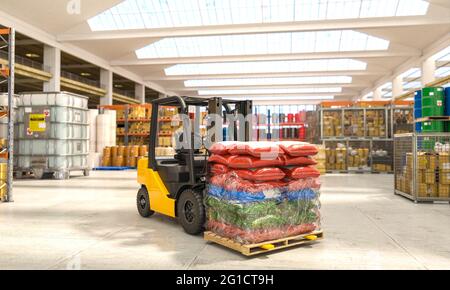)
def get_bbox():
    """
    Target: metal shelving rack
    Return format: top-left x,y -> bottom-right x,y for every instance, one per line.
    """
320,105 -> 412,174
394,132 -> 450,203
0,27 -> 14,202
